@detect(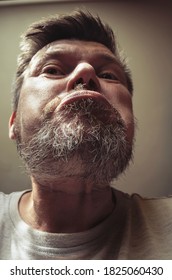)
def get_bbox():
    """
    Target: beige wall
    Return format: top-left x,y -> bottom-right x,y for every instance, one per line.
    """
0,1 -> 172,196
